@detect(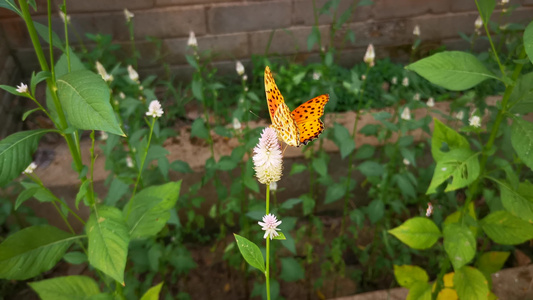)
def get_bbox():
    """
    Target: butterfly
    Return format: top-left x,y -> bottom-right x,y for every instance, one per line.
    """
264,66 -> 329,147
